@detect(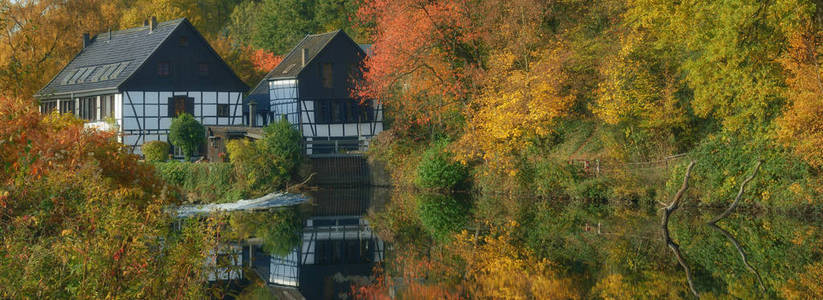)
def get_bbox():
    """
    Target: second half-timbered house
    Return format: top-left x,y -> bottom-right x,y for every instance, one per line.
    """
245,30 -> 383,155
34,18 -> 248,155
